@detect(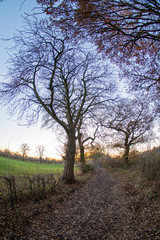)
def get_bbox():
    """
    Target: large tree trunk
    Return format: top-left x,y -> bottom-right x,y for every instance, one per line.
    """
124,145 -> 130,164
77,131 -> 86,173
63,130 -> 76,183
78,132 -> 85,164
